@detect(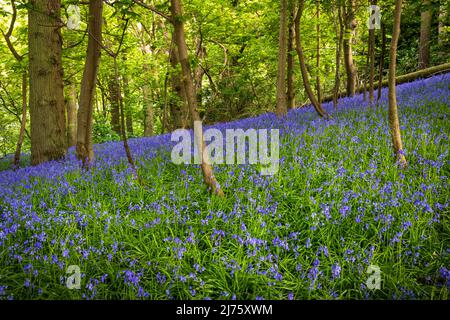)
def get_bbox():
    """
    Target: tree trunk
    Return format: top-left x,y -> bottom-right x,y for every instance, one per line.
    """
388,0 -> 407,167
194,37 -> 206,110
109,76 -> 121,134
123,72 -> 134,136
333,1 -> 344,110
76,0 -> 102,167
276,0 -> 288,117
287,2 -> 296,110
66,82 -> 77,147
143,64 -> 154,136
170,0 -> 224,196
13,72 -> 27,169
114,57 -> 141,183
295,0 -> 330,119
343,0 -> 357,96
170,43 -> 189,129
419,0 -> 432,69
28,0 -> 66,165
377,22 -> 386,101
316,0 -> 322,103
363,41 -> 368,101
369,0 -> 377,103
